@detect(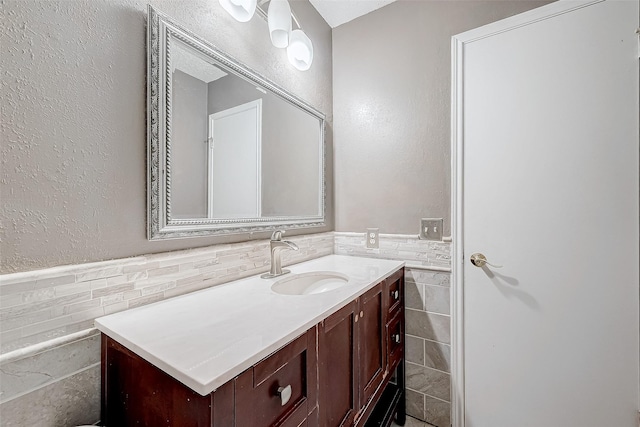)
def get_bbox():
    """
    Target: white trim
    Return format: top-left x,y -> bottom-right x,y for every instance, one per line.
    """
0,328 -> 99,365
207,114 -> 214,218
453,0 -> 604,44
450,1 -> 605,426
403,263 -> 451,273
450,32 -> 465,427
